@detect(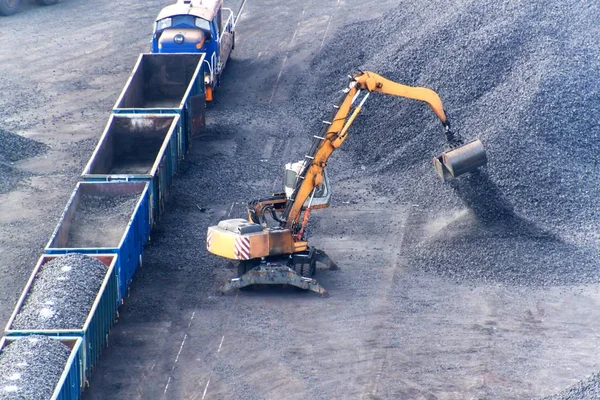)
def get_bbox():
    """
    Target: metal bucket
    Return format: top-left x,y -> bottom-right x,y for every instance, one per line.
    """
433,139 -> 487,180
